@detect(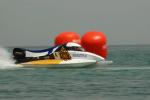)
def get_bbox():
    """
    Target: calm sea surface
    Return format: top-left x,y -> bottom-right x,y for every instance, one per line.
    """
0,45 -> 150,100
